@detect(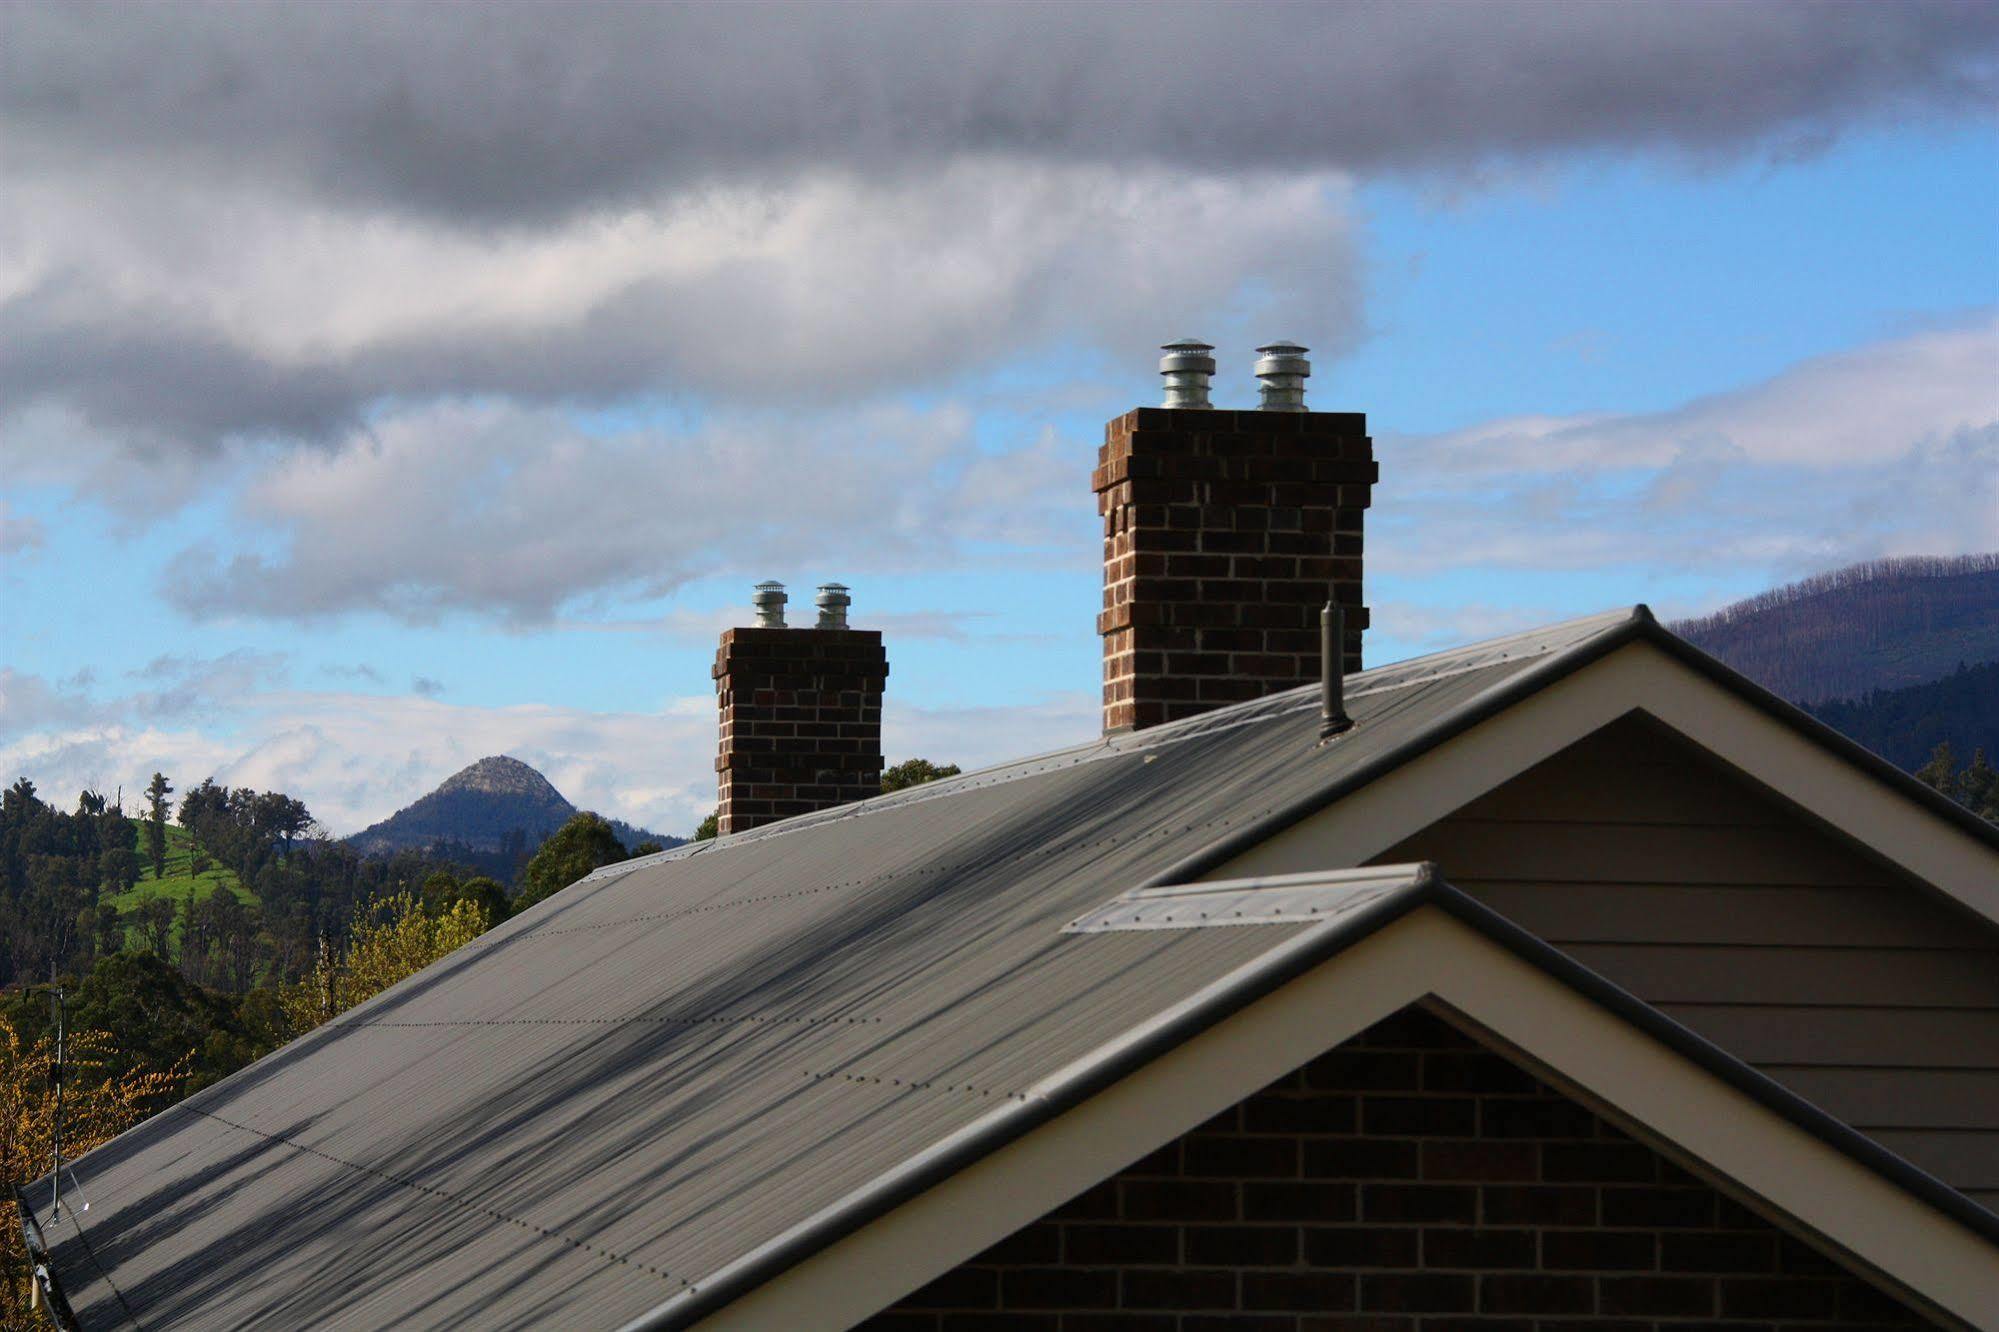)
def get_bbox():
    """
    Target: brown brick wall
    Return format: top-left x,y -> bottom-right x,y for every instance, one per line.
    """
1094,407 -> 1375,734
713,626 -> 887,835
866,1009 -> 1930,1330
